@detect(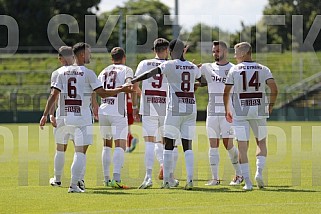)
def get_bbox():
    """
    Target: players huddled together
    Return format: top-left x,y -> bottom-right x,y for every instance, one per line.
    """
40,38 -> 278,193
